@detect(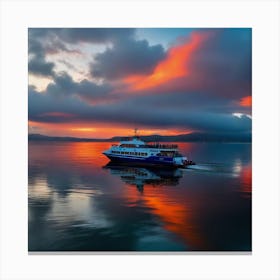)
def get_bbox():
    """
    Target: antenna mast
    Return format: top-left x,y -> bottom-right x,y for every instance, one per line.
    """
134,128 -> 138,137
